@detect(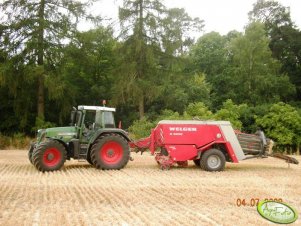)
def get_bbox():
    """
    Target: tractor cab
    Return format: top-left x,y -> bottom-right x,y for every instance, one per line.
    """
71,105 -> 116,132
